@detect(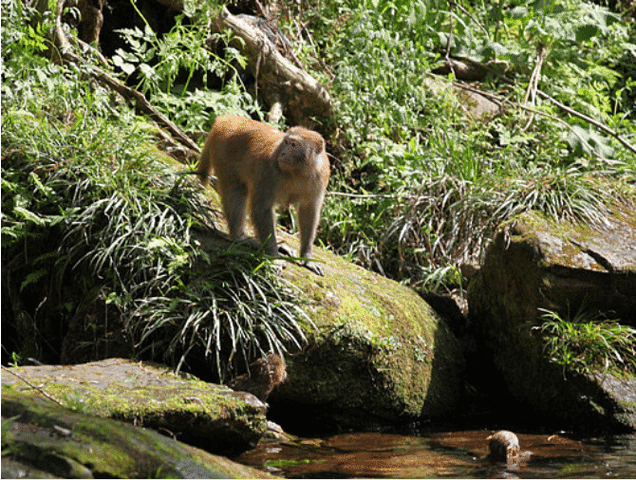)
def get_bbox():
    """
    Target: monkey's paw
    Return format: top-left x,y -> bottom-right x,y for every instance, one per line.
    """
301,260 -> 324,276
277,243 -> 297,257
